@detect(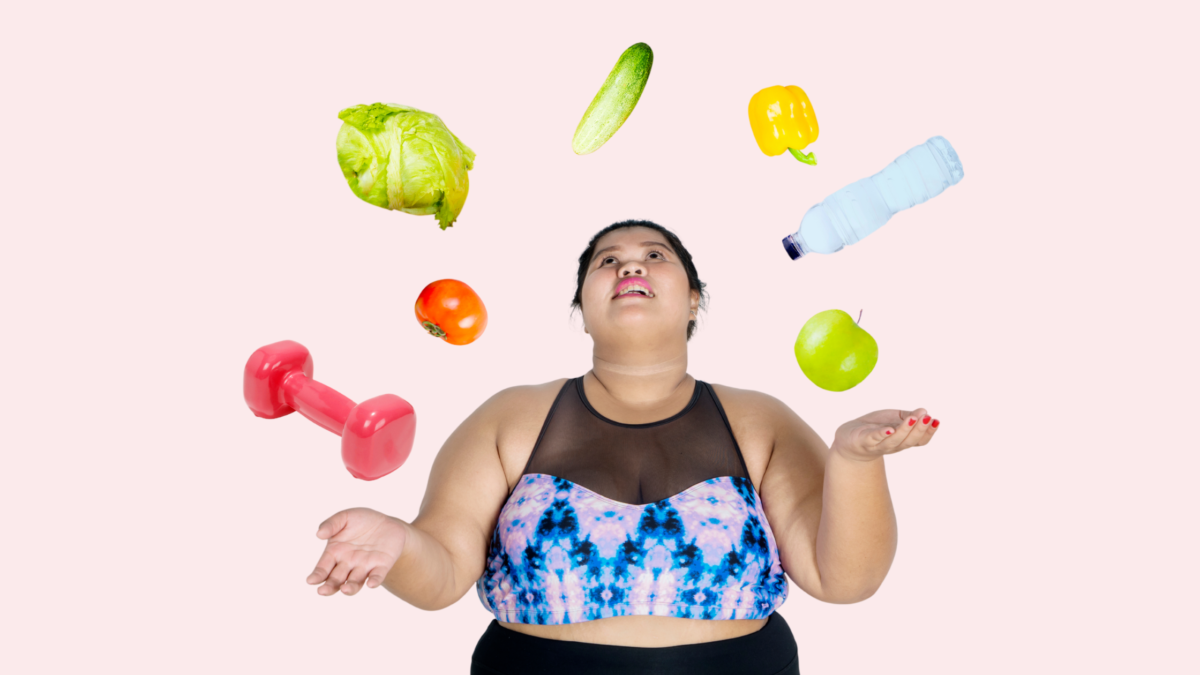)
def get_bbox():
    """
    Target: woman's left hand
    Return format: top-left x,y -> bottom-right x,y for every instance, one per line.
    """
832,409 -> 941,462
